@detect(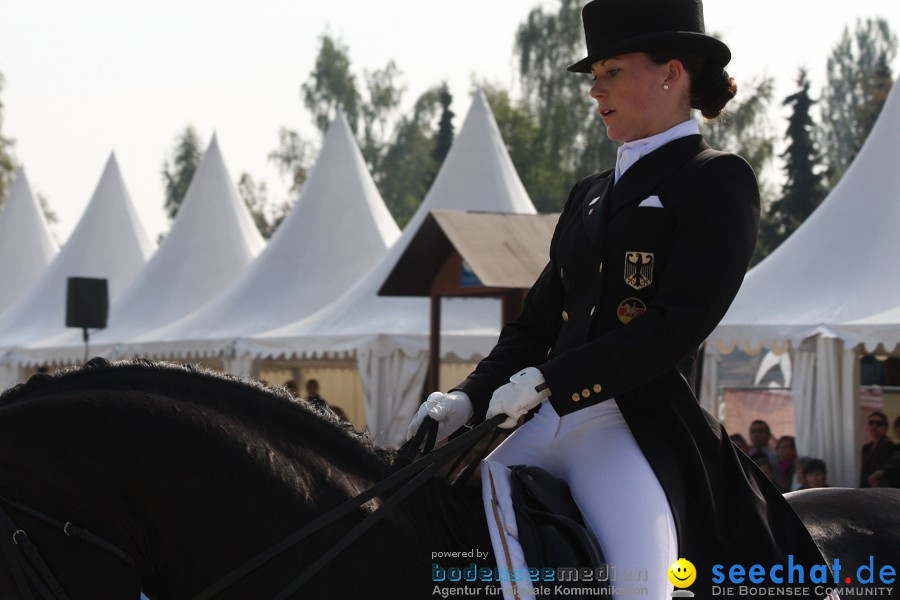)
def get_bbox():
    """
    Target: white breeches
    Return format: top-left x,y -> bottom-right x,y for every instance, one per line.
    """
483,399 -> 677,597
